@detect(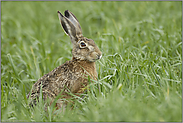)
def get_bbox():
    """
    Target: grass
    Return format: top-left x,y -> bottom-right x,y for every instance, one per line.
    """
1,1 -> 182,122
